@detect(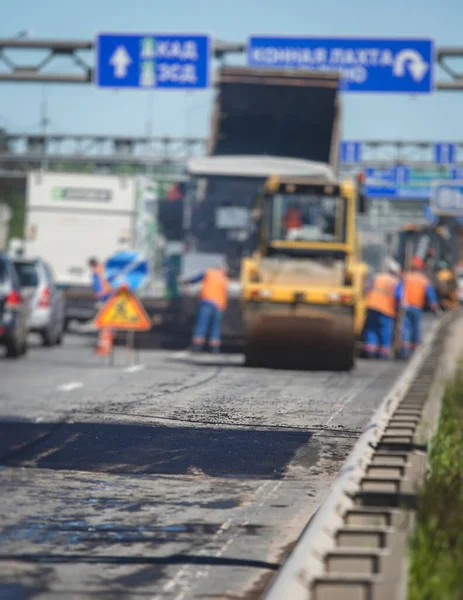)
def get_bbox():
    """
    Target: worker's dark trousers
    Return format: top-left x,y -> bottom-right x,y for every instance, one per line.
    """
192,300 -> 223,352
400,307 -> 422,358
363,309 -> 394,358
